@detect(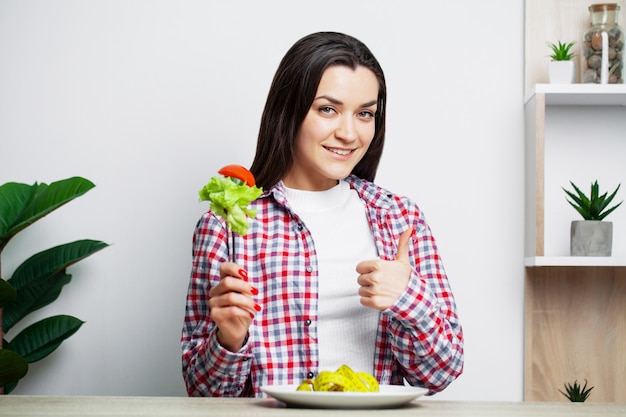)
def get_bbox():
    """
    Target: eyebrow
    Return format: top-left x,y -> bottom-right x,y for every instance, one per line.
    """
314,95 -> 377,108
